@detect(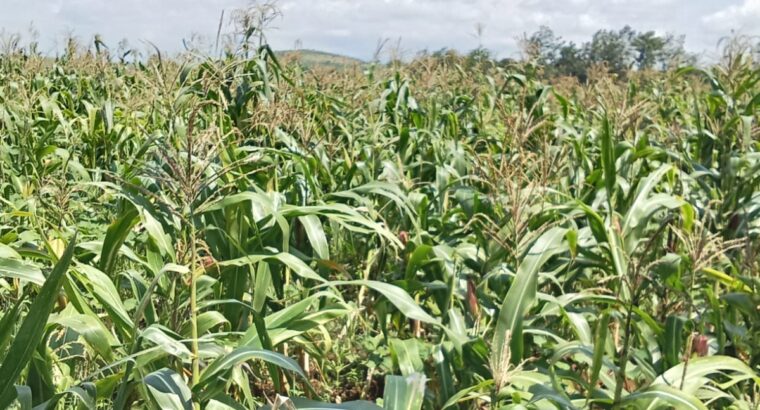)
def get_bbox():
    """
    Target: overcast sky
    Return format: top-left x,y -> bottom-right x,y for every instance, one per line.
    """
1,0 -> 757,60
